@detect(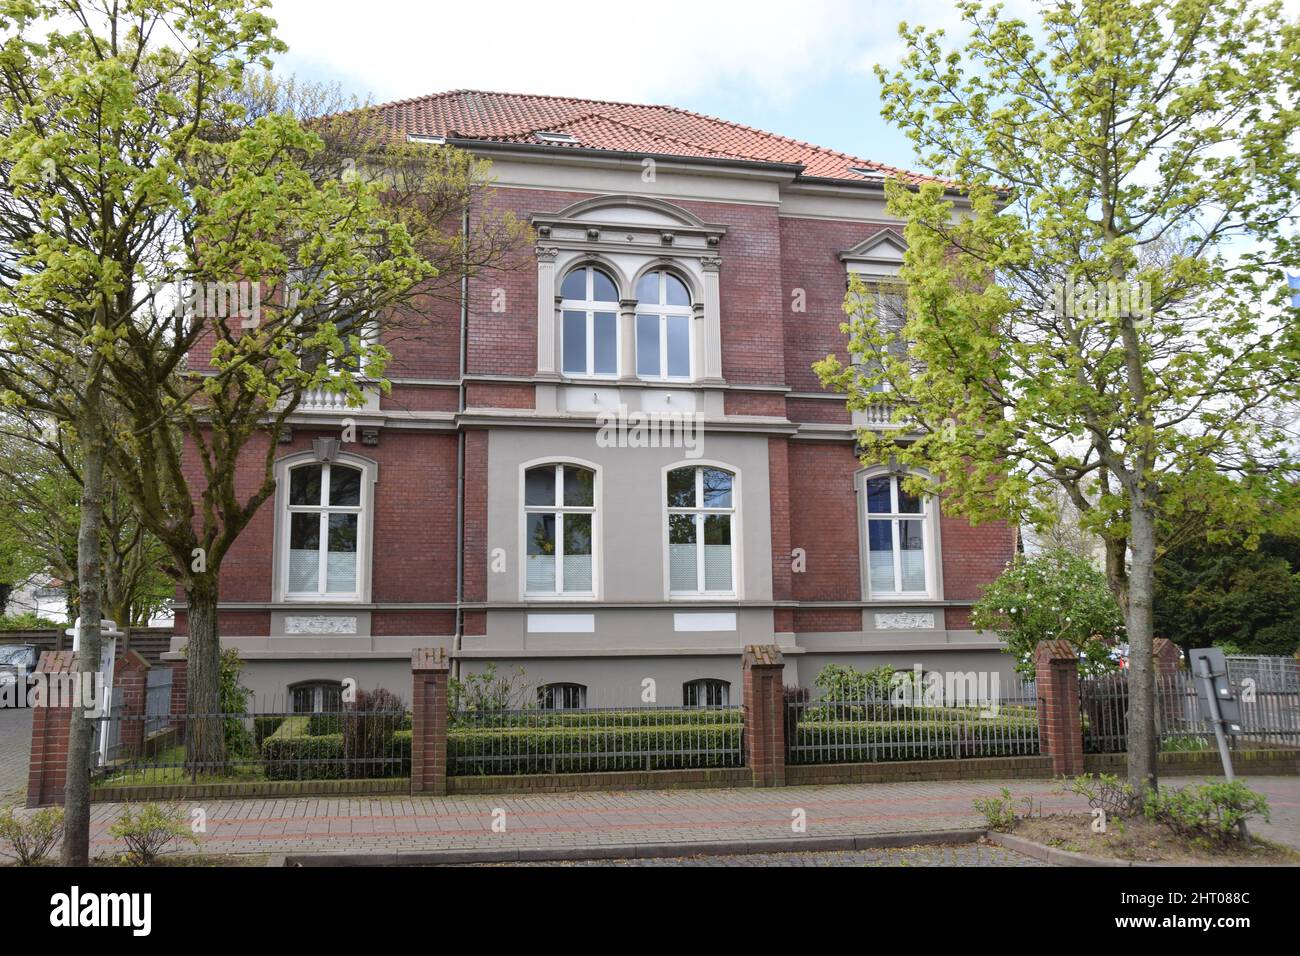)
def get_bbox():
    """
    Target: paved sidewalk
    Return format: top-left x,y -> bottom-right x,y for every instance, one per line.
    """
0,708 -> 32,806
48,773 -> 1297,861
